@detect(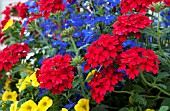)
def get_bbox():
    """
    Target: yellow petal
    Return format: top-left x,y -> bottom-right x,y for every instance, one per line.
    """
38,96 -> 53,111
2,19 -> 13,32
61,108 -> 68,111
10,101 -> 18,111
